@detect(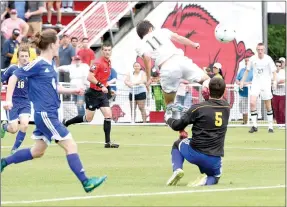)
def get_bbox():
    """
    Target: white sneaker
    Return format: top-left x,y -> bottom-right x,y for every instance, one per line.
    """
60,7 -> 66,12
187,174 -> 207,187
166,169 -> 184,186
